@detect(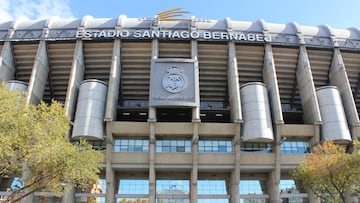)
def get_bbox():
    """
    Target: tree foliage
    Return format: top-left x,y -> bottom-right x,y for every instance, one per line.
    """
292,141 -> 360,203
0,83 -> 104,202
